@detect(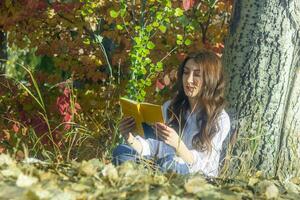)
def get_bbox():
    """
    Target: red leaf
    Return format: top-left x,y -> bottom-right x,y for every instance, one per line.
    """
13,123 -> 20,133
64,113 -> 72,123
56,95 -> 70,115
156,80 -> 165,90
63,113 -> 72,130
63,88 -> 71,97
74,103 -> 81,110
183,0 -> 195,11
